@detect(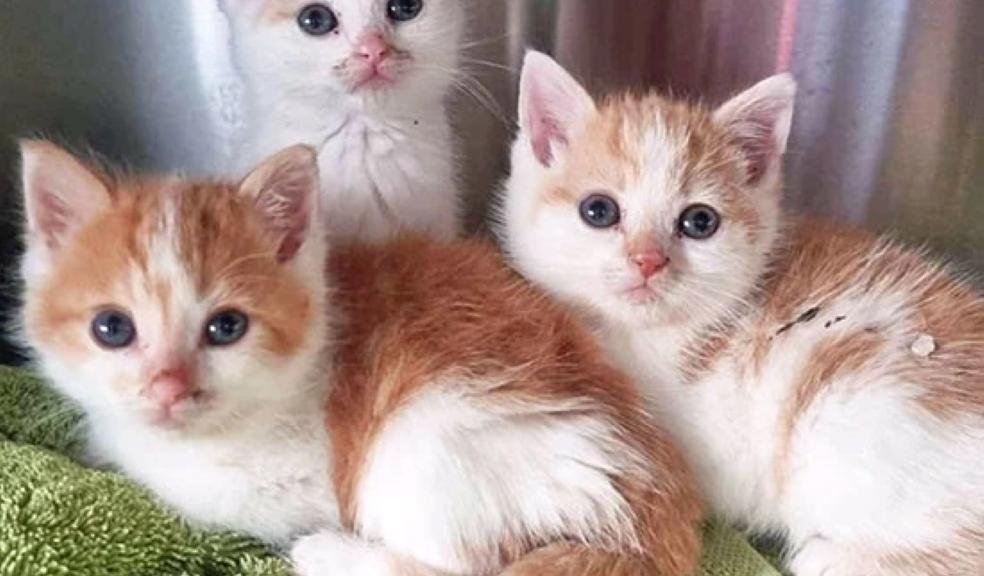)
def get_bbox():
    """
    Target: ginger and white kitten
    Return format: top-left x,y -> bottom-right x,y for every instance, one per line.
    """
499,52 -> 984,576
19,141 -> 702,575
223,0 -> 463,242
